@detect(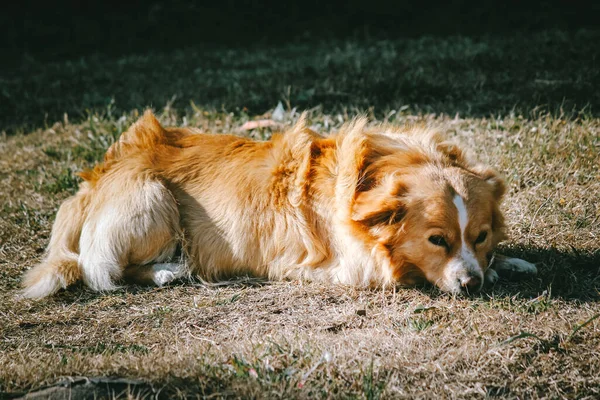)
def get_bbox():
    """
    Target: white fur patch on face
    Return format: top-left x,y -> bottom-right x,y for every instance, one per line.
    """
453,194 -> 468,235
443,195 -> 483,292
